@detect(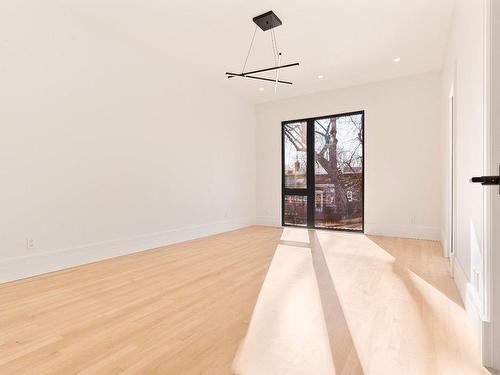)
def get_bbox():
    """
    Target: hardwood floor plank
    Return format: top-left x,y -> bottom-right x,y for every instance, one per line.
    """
0,226 -> 491,374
